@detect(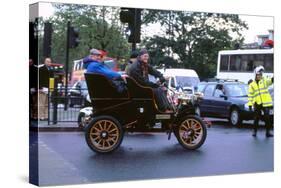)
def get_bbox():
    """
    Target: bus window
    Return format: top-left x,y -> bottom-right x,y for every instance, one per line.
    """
253,54 -> 264,69
229,55 -> 241,71
220,55 -> 229,71
241,55 -> 249,72
264,54 -> 273,72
